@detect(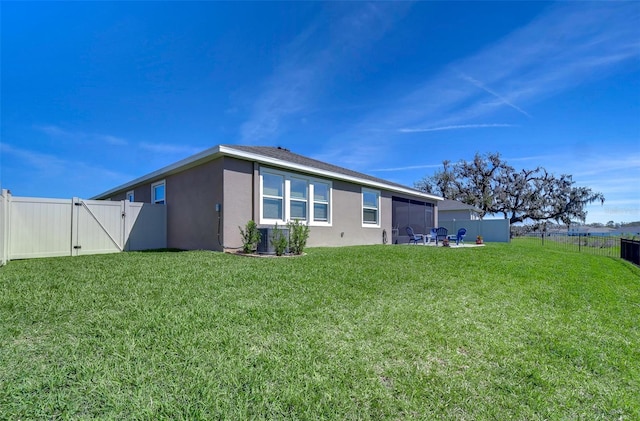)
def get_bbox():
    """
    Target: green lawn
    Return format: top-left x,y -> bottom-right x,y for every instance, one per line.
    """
514,235 -> 622,259
1,243 -> 639,420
